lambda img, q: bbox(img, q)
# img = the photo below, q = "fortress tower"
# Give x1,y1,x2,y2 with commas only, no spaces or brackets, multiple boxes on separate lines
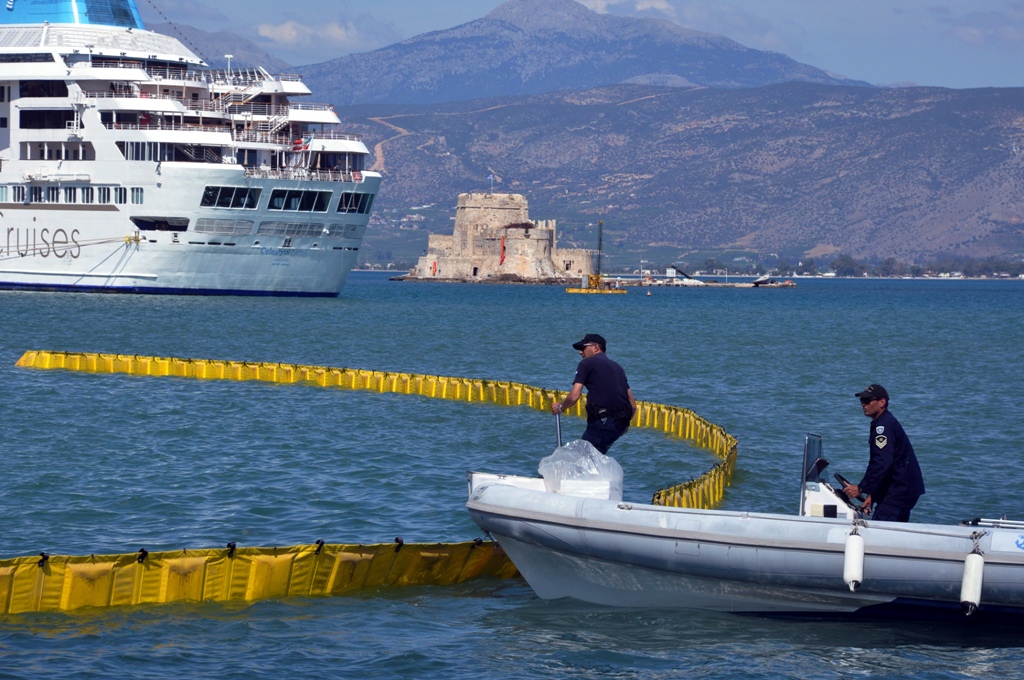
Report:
408,193,594,281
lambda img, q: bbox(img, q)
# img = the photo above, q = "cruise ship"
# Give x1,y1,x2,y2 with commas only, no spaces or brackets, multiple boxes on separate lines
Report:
0,0,380,295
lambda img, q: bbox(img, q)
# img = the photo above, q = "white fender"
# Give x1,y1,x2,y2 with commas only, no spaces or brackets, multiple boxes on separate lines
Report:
960,551,985,616
843,532,865,592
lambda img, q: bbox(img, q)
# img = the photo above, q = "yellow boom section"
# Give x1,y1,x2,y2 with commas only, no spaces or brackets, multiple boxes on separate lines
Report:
0,540,517,615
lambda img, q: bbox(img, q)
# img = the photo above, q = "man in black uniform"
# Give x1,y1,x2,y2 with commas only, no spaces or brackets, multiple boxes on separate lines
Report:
551,334,636,454
842,384,925,522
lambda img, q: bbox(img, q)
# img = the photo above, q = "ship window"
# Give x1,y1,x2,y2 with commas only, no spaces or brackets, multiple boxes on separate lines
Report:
18,79,66,97
0,117,6,129
119,142,171,162
268,190,285,210
200,186,218,206
47,186,60,203
298,191,317,212
0,186,6,202
19,110,75,129
3,54,55,64
234,188,260,209
131,187,144,204
13,186,25,202
64,187,77,203
81,187,94,204
114,187,127,204
29,186,43,203
200,186,261,209
267,189,330,212
337,192,374,214
98,187,111,203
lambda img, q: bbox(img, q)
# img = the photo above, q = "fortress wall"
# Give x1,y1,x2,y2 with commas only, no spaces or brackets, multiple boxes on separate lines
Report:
410,193,595,281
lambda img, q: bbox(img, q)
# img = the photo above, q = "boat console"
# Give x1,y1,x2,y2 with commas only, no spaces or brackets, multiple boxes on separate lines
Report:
799,434,865,520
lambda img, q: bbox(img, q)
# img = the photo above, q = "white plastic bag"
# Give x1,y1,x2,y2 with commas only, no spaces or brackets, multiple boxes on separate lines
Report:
538,439,623,501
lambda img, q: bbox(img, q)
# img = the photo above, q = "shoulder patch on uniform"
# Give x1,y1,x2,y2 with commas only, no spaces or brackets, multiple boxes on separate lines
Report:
875,426,885,434
875,434,888,448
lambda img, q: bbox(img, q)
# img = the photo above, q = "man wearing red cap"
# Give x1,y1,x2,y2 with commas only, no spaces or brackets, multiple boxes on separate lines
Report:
842,384,926,522
551,334,636,454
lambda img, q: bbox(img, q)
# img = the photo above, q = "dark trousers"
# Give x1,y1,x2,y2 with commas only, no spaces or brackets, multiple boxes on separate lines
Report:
872,497,920,522
581,416,629,454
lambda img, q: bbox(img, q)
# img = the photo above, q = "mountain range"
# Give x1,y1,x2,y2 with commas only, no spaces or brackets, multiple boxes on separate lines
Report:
297,0,866,107
156,0,1024,267
339,83,1024,266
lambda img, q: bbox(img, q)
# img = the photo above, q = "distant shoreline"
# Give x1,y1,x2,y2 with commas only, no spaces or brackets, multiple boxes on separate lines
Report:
353,269,1023,282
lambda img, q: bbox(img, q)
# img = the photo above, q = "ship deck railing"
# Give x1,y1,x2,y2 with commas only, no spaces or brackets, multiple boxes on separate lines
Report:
103,121,233,134
243,167,366,183
82,92,339,119
73,61,303,86
98,121,362,146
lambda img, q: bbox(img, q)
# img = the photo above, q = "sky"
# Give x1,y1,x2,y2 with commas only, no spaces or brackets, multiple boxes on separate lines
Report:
137,0,1024,89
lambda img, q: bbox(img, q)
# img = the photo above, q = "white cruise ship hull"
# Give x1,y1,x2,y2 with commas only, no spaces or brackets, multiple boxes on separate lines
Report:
0,166,380,296
0,0,380,296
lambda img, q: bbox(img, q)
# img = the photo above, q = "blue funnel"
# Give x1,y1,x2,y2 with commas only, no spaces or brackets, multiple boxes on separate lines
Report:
0,0,144,29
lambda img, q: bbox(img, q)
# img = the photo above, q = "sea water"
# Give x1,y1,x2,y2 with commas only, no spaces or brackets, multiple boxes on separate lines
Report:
2,274,1023,677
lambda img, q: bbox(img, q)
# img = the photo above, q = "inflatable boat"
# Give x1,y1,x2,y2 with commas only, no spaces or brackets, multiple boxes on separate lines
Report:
467,435,1024,617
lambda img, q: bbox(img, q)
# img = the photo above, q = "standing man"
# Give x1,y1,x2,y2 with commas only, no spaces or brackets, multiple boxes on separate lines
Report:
842,384,925,522
551,334,636,454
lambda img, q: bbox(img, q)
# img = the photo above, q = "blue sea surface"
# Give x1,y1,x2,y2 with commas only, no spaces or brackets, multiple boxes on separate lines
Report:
2,273,1023,677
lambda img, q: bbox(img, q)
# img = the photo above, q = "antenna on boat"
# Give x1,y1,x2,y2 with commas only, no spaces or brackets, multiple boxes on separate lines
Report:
596,219,603,278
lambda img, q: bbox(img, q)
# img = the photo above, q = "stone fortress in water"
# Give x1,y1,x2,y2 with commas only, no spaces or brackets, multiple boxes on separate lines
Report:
403,193,596,282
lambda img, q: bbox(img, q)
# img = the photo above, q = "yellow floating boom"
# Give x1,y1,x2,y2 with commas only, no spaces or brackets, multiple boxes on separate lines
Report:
15,350,738,509
0,540,517,615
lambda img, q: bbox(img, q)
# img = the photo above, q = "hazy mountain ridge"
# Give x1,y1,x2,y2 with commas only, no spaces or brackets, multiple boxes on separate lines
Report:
297,0,864,107
147,23,292,72
340,83,1024,263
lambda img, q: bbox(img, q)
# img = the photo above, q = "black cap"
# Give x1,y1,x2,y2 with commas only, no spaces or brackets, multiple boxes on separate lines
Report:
572,333,606,351
855,384,889,401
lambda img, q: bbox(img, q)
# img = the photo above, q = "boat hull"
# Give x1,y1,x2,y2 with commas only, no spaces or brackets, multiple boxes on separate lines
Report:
467,475,1024,616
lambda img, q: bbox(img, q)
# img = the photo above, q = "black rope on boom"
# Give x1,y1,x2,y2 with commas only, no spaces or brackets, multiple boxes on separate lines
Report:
137,548,148,563
226,541,237,558
471,537,483,549
38,552,49,567
314,539,325,555
394,537,404,553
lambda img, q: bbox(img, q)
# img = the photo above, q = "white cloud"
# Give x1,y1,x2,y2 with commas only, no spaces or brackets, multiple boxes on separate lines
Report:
257,19,361,49
578,0,673,15
941,6,1024,49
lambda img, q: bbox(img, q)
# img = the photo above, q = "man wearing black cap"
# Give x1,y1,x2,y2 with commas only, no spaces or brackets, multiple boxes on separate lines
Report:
842,384,925,522
551,334,636,454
